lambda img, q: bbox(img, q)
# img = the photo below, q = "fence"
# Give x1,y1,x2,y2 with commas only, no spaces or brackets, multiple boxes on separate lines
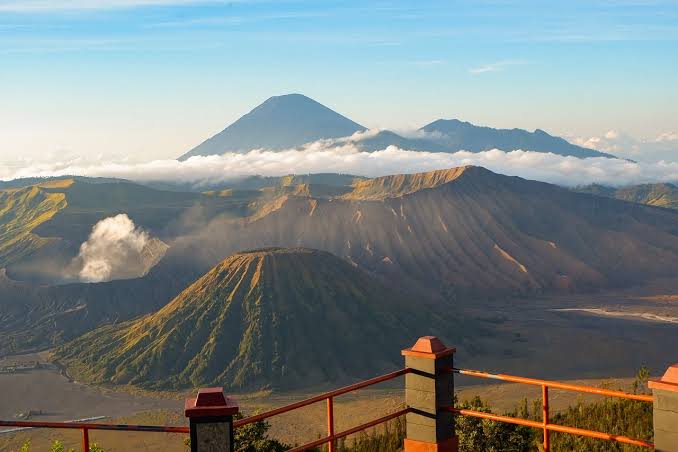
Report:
1,336,676,451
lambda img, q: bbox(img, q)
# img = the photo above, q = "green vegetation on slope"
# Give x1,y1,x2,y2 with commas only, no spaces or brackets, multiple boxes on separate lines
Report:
55,248,454,390
575,183,678,210
0,183,68,268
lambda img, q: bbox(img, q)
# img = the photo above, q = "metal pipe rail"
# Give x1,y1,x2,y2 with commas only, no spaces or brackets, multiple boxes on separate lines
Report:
287,408,411,452
234,367,411,451
0,368,410,452
0,420,190,451
447,367,654,451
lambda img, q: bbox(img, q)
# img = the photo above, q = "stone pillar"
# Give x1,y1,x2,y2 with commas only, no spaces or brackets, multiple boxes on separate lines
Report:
185,387,239,452
402,336,458,452
649,364,678,452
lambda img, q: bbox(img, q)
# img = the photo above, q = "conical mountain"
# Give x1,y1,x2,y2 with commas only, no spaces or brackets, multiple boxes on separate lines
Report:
179,94,366,160
55,248,448,390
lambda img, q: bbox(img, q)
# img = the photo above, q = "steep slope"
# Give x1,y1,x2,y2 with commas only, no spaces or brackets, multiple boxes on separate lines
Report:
420,119,614,158
55,248,449,390
179,94,366,159
184,166,678,298
576,183,678,210
0,182,68,268
343,167,469,200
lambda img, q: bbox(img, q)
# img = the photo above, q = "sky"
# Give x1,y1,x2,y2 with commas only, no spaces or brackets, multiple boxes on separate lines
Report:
1,0,677,164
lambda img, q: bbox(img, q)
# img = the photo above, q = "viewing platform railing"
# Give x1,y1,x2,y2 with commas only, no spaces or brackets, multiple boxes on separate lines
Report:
446,367,654,450
1,335,676,452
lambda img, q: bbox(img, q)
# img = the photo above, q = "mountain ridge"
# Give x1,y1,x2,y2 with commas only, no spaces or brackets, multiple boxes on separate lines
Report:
575,183,678,210
179,93,614,159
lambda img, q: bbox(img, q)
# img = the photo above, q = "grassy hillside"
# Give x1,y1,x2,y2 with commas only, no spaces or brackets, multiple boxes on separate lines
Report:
576,183,678,210
55,248,454,390
0,183,68,268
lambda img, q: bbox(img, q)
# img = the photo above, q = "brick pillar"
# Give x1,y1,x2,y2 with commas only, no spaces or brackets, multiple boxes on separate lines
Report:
402,336,458,452
649,364,678,452
185,387,239,452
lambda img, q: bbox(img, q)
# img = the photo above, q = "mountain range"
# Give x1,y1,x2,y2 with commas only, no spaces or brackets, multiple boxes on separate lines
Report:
211,166,678,298
3,165,678,387
179,94,614,160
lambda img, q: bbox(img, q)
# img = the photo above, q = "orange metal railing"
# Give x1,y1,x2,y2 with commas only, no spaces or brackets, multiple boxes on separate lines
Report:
0,368,410,452
0,420,190,451
446,367,654,451
0,366,656,451
234,367,411,452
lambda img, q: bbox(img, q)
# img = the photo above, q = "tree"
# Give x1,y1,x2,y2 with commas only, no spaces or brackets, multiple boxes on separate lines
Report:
233,412,289,452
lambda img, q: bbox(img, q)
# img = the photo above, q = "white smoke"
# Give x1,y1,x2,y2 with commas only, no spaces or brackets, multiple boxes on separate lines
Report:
2,140,678,188
76,214,152,283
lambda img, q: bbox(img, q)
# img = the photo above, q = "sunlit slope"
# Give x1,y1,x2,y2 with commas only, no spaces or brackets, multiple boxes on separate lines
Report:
222,166,678,297
56,248,447,390
576,183,678,210
0,183,69,268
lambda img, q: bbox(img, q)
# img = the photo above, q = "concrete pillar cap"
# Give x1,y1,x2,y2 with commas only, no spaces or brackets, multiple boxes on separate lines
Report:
185,387,239,418
402,336,456,359
649,363,678,392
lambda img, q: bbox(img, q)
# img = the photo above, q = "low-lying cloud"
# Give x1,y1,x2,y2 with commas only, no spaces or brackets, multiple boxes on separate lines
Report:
2,141,678,188
73,213,167,282
571,130,678,163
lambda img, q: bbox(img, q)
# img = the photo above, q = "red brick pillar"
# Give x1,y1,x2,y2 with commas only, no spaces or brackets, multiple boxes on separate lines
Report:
185,387,239,452
649,364,678,452
402,336,458,452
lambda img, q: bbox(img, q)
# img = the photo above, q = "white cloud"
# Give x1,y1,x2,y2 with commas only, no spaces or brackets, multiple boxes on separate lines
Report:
0,0,223,12
571,130,678,163
2,140,678,188
469,60,527,74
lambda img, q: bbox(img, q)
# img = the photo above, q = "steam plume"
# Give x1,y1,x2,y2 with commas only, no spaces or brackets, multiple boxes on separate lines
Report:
75,214,165,282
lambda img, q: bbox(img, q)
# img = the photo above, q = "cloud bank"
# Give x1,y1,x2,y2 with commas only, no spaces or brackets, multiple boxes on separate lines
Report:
571,130,678,163
2,142,678,189
74,214,166,282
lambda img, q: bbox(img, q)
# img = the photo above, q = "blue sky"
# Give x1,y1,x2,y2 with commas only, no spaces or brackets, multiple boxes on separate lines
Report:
1,0,677,161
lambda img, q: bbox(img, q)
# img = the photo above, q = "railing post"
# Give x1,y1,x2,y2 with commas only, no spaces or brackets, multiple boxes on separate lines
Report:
402,336,458,452
185,387,239,452
327,396,335,452
542,385,550,452
649,363,678,452
82,427,89,452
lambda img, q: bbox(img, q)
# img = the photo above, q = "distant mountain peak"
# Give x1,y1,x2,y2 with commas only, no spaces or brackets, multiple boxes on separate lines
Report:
179,94,615,160
179,94,366,160
420,119,615,158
